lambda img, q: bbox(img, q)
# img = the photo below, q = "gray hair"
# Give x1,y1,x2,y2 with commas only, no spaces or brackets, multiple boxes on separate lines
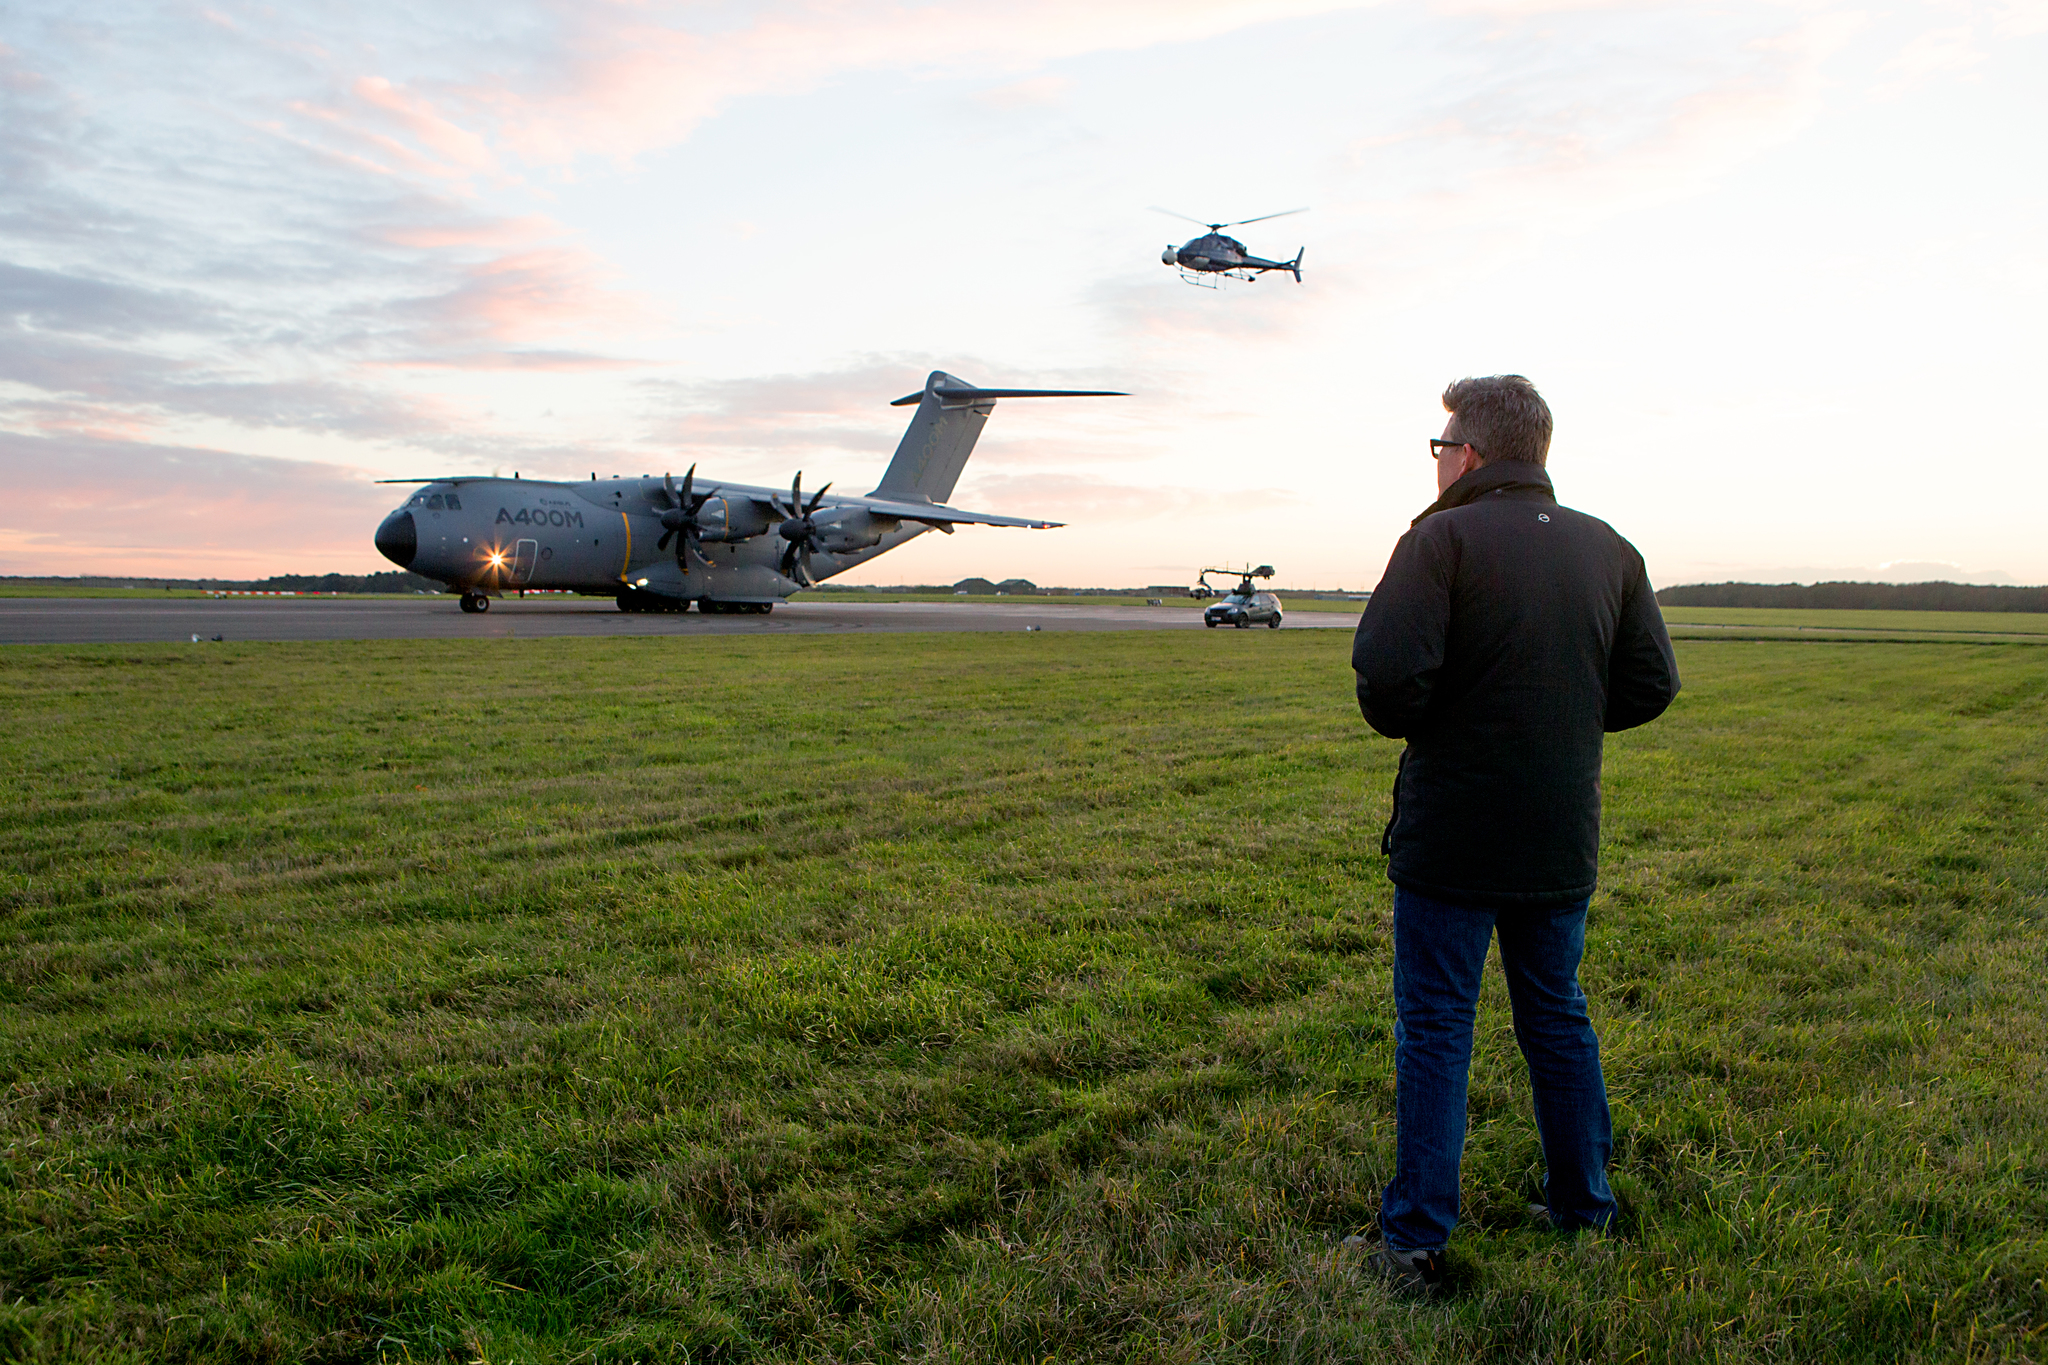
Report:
1442,375,1552,466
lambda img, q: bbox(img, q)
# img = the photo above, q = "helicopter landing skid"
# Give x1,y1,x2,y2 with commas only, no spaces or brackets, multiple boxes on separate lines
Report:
1176,267,1260,288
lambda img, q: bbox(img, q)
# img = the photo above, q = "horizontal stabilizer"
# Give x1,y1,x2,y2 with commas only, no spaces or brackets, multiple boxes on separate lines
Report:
859,497,1062,530
874,369,1122,504
889,385,1126,407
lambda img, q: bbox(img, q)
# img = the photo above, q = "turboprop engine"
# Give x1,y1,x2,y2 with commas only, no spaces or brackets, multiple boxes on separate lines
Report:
809,508,895,554
689,495,775,543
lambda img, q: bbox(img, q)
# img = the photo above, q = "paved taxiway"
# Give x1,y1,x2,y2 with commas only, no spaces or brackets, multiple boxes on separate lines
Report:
1,597,1358,645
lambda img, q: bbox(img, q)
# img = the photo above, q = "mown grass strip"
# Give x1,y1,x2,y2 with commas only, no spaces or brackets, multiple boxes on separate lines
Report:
1,633,2043,1362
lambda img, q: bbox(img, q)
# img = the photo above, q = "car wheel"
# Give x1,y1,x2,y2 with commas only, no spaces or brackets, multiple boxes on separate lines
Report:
1205,619,1217,628
1267,616,1281,628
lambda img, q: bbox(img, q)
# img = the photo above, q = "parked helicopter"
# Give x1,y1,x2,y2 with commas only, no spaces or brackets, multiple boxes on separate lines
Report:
1157,208,1305,286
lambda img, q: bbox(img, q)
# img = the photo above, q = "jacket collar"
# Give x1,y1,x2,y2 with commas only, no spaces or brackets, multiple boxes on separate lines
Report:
1410,460,1555,526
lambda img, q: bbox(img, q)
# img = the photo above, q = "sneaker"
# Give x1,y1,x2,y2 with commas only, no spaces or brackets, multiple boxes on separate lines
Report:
1340,1234,1448,1298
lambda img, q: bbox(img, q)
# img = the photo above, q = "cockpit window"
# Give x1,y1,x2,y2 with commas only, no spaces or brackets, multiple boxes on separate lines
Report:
426,494,445,510
408,495,424,507
443,493,461,510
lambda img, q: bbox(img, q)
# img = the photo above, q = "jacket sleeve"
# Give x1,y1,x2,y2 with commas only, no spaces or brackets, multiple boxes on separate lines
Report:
1353,525,1451,738
1605,551,1680,732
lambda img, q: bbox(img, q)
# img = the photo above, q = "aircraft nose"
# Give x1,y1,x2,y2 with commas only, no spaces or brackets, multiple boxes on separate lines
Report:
375,509,417,568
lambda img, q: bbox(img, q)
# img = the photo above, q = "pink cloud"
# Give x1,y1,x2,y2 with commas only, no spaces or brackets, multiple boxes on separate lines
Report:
353,76,499,174
377,246,654,356
373,215,560,250
956,471,1303,522
349,0,1372,171
0,432,401,577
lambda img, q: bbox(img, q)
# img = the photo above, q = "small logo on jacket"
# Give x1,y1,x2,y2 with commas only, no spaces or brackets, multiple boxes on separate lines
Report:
1537,513,1551,522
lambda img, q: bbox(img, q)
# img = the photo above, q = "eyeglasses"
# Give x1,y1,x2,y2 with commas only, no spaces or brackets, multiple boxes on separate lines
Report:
1429,437,1482,461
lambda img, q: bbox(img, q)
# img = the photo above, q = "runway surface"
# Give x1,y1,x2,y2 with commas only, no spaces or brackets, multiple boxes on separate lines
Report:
1,597,1358,645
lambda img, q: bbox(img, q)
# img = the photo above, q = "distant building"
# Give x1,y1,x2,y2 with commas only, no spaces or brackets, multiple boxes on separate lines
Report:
953,577,998,595
995,578,1038,595
1144,585,1191,597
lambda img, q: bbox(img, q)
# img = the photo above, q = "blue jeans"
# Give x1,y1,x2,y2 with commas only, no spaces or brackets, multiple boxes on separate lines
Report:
1379,887,1616,1252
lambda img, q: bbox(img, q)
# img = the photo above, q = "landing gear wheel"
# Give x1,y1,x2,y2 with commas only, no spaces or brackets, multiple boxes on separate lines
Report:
460,592,489,614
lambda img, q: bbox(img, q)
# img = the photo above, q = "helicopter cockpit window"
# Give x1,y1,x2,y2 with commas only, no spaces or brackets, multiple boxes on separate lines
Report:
426,494,445,510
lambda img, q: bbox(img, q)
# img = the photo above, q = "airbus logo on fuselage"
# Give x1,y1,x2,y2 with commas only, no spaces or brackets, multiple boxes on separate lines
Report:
496,507,585,528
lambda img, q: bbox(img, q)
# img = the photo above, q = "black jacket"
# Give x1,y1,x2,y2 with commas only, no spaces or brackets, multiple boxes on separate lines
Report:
1352,461,1679,907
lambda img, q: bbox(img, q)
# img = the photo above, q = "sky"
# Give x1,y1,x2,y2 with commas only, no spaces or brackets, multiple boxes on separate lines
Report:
1,0,2042,589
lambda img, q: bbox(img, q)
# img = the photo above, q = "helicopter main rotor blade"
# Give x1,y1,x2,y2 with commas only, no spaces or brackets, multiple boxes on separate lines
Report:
1149,206,1214,228
1222,207,1309,228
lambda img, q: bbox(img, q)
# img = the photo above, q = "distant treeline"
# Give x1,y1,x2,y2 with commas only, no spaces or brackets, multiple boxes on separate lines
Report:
1657,581,2048,612
6,572,442,594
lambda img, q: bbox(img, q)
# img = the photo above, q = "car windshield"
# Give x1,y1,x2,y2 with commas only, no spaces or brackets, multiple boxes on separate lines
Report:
1222,593,1253,605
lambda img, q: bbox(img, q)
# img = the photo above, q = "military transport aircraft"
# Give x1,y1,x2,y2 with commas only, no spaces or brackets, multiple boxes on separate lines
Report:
372,371,1123,614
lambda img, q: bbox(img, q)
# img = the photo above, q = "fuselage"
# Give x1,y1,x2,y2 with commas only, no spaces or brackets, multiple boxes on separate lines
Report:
373,474,927,604
1162,232,1298,277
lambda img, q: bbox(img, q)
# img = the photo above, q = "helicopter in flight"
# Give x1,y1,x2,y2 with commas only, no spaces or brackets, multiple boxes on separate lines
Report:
1157,208,1305,286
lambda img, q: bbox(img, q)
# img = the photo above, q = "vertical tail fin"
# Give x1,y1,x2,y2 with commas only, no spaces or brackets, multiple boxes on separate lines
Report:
1290,248,1304,283
870,371,1126,504
872,371,990,504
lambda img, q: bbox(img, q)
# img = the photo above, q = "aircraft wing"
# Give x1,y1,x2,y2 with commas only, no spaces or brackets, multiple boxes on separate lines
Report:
853,496,1062,530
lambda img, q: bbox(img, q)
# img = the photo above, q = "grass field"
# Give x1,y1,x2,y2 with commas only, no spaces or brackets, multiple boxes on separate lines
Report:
0,588,439,601
795,592,1367,613
2,632,2044,1362
1660,607,2048,636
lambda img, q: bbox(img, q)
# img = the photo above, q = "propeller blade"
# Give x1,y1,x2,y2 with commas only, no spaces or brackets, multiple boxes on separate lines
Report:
805,481,831,515
790,473,803,515
679,464,696,507
1223,207,1308,227
657,529,675,550
661,472,679,509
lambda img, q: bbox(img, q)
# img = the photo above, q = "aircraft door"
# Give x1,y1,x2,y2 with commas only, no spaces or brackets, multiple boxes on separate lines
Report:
511,539,539,584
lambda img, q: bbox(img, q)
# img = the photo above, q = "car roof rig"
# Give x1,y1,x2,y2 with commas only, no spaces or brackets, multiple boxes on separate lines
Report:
1197,563,1275,596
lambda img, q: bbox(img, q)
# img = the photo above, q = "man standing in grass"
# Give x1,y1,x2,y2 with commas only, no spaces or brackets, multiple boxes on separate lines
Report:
1349,374,1680,1295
